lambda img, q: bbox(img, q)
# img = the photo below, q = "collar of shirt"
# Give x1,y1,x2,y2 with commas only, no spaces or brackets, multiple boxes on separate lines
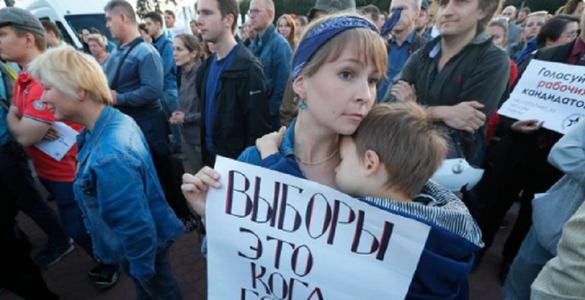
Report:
427,29,491,60
390,29,417,47
254,24,276,50
569,37,585,64
77,105,114,164
17,70,33,85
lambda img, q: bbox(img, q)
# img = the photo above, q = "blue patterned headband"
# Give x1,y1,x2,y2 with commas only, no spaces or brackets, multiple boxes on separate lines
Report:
291,11,402,82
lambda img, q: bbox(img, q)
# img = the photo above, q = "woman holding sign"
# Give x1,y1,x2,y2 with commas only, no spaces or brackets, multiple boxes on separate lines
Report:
183,13,484,299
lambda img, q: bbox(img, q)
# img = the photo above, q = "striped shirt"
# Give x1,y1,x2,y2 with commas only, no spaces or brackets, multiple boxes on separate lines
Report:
361,180,484,247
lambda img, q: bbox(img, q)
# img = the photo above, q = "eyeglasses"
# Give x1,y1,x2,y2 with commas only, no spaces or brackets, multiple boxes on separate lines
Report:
561,31,580,40
247,9,268,17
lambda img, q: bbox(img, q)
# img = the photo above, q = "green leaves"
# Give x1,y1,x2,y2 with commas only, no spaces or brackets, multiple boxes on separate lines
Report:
135,0,177,18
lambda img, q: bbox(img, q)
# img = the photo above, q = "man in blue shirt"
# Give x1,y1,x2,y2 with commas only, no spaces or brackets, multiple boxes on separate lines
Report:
144,11,182,152
195,0,272,166
378,0,427,102
103,0,190,231
248,0,293,130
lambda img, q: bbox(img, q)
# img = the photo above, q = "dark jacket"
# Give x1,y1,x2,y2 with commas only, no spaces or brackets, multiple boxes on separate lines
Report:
490,41,573,169
383,31,510,163
196,45,272,165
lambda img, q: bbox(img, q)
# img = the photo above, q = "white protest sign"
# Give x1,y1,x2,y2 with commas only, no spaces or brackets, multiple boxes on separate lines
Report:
34,122,78,161
499,59,585,134
206,156,431,300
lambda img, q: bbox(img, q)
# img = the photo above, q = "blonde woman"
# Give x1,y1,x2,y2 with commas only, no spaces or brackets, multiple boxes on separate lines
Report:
276,14,297,49
27,47,185,300
86,34,109,65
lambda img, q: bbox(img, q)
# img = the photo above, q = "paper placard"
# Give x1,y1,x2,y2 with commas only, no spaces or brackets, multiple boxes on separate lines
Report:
34,122,78,161
499,59,585,134
206,156,431,300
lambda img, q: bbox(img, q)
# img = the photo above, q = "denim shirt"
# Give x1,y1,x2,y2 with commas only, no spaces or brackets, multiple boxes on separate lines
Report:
74,106,184,279
104,37,164,119
152,34,178,91
249,25,293,128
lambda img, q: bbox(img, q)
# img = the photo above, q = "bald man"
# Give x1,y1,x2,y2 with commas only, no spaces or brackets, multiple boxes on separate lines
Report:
502,5,522,44
248,0,292,130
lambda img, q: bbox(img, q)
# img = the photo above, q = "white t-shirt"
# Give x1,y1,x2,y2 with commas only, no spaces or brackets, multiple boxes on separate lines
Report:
164,27,187,40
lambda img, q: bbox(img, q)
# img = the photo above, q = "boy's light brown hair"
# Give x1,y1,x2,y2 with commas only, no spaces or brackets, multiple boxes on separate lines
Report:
353,102,448,198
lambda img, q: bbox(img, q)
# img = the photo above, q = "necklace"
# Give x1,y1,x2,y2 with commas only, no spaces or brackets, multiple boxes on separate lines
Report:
295,148,339,166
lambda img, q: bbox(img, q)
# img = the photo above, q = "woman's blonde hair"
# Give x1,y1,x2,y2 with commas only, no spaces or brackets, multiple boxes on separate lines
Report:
86,33,107,48
28,46,113,106
277,14,297,49
296,13,387,81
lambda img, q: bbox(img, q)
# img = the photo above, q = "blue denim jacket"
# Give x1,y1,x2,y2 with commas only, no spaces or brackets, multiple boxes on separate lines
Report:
249,25,292,128
74,106,184,279
104,37,164,120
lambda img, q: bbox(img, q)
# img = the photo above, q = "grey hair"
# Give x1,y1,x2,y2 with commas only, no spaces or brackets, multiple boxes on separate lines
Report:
104,0,137,25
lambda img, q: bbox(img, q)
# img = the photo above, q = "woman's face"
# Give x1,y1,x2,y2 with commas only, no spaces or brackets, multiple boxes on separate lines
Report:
524,15,546,40
488,25,506,48
140,29,152,43
295,45,379,136
207,42,217,53
88,40,104,56
81,29,90,43
41,83,78,121
278,19,292,38
173,38,197,67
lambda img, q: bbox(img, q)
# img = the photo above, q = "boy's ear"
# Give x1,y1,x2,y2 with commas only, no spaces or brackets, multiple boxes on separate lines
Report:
364,149,381,176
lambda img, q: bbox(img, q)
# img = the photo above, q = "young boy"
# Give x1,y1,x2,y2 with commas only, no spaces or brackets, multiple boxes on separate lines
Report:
257,102,483,299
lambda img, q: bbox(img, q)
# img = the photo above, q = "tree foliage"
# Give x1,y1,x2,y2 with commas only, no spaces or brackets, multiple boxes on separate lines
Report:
136,0,177,18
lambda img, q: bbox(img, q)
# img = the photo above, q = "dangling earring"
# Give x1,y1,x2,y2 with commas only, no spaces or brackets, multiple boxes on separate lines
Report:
299,101,307,110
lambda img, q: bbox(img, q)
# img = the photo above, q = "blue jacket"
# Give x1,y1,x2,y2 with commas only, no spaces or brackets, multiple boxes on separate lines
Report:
249,25,292,129
74,106,184,280
515,37,538,65
152,34,178,91
104,37,164,120
239,119,482,299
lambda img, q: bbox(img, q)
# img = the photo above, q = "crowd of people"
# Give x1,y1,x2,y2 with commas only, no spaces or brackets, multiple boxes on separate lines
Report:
1,0,585,299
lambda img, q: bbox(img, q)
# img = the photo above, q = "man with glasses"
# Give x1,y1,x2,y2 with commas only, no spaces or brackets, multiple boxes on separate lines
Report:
248,0,292,130
195,0,271,166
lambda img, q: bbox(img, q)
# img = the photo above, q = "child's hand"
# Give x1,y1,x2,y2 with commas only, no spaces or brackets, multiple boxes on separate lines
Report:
256,127,286,159
181,167,222,225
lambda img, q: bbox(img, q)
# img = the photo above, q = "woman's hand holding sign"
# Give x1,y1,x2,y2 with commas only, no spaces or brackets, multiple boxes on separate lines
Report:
181,167,222,225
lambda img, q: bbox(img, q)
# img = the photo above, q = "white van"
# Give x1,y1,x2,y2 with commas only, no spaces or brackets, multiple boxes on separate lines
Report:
16,0,115,49
16,0,198,49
